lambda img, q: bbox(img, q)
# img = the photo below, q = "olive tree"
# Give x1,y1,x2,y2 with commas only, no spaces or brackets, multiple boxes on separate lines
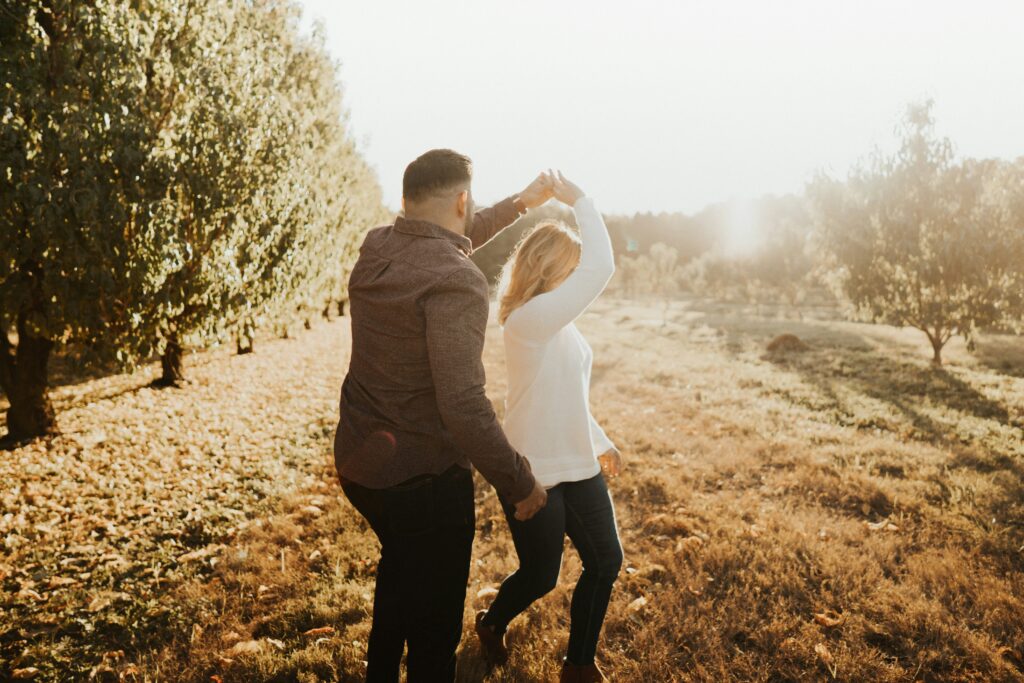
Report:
1,0,178,439
809,101,1024,365
1,0,385,439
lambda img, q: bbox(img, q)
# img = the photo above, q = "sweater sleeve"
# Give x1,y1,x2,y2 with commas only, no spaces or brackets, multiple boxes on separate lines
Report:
504,196,614,342
589,414,616,456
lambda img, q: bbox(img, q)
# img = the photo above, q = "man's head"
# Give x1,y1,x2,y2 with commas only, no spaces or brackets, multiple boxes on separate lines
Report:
401,149,475,235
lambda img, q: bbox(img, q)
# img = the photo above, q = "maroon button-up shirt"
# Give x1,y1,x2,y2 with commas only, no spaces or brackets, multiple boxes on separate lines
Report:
333,196,537,503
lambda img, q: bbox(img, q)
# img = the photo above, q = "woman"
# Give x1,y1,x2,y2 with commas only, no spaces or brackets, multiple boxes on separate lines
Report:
475,170,624,683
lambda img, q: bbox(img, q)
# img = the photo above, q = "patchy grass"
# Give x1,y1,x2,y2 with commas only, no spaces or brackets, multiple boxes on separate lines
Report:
2,297,1023,682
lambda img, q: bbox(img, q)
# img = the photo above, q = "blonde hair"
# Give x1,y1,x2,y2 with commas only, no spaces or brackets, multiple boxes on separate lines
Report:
498,220,582,325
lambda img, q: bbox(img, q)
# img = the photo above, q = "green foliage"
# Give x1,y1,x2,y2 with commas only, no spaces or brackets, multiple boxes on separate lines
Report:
1,0,384,424
808,101,1024,363
1,0,168,360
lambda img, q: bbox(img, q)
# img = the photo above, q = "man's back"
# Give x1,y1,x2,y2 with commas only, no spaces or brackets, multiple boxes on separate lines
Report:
334,200,536,502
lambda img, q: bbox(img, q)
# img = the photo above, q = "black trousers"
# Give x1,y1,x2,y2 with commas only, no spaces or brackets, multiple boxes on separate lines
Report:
481,471,623,665
341,464,476,682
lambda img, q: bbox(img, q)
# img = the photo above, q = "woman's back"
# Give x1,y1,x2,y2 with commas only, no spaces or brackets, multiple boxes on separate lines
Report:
501,196,616,487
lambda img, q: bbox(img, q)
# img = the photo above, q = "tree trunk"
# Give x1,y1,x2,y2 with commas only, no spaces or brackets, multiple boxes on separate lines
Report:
0,318,56,442
337,300,347,317
155,333,185,386
925,329,945,366
236,318,254,355
304,318,312,330
236,332,254,355
322,303,333,322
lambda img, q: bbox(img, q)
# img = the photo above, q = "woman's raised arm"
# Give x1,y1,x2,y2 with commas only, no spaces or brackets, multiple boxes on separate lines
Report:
505,173,614,342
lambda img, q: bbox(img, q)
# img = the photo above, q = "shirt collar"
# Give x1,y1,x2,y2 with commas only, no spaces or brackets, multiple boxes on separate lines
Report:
394,215,473,255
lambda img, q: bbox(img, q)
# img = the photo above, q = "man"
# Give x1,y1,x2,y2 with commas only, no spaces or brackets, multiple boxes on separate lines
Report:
333,148,552,682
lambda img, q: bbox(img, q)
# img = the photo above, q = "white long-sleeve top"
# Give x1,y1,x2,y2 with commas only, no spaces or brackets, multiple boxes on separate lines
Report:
501,196,616,488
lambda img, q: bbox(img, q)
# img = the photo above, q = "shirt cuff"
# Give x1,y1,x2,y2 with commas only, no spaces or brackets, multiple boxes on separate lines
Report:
503,455,538,504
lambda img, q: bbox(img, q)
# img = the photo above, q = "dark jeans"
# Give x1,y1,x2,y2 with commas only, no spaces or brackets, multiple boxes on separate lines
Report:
340,463,475,682
481,471,623,665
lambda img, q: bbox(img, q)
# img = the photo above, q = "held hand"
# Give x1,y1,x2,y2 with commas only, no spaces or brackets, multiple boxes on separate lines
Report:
551,169,585,206
518,171,555,209
598,447,623,478
513,480,548,521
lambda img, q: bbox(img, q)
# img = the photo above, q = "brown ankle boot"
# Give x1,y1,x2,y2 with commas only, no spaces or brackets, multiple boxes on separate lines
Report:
475,610,508,666
560,660,607,682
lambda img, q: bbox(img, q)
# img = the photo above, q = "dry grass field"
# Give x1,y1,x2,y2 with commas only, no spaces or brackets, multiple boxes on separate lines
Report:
2,297,1023,682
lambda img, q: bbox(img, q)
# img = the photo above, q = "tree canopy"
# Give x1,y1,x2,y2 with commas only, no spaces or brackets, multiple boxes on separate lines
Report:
809,101,1024,364
1,0,386,439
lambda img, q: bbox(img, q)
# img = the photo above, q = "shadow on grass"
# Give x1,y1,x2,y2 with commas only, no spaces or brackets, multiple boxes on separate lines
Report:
685,305,1016,435
973,334,1024,378
777,343,1017,447
0,329,297,417
685,304,1024,510
678,302,875,354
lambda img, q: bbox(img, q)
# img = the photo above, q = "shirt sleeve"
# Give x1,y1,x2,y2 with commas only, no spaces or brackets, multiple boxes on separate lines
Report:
466,196,522,251
503,196,615,342
423,266,537,502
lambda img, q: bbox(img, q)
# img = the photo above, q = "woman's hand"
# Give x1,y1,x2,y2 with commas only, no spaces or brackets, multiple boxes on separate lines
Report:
598,447,622,478
551,169,585,206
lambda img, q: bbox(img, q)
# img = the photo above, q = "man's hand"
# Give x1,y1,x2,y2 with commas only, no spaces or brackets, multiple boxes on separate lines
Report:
598,447,623,477
513,480,548,521
517,171,555,210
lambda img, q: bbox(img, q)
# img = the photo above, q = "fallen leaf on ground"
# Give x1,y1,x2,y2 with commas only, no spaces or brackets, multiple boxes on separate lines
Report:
628,596,647,612
303,626,335,637
47,576,78,589
178,544,225,563
814,610,846,628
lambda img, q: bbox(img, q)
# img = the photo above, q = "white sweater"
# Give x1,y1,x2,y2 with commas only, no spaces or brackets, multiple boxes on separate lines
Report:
501,196,616,488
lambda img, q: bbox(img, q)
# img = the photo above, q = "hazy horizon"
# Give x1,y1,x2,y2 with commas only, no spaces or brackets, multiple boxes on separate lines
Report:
298,0,1024,216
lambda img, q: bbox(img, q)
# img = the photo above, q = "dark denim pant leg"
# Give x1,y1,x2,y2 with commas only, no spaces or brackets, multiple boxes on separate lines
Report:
341,465,476,683
404,466,475,681
340,481,403,682
562,472,623,665
481,484,566,633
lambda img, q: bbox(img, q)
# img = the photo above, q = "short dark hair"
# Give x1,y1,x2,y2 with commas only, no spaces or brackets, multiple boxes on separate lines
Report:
403,148,472,203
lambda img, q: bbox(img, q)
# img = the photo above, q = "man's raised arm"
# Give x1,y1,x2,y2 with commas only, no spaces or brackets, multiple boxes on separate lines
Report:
466,171,553,250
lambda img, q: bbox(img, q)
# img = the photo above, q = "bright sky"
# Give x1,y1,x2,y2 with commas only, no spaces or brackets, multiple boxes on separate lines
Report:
297,0,1024,215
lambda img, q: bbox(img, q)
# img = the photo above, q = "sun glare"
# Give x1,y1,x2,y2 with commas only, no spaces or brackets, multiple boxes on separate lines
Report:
722,199,762,257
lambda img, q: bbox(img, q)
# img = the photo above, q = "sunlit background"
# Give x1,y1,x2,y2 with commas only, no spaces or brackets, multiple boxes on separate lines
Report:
5,2,1024,679
298,0,1024,236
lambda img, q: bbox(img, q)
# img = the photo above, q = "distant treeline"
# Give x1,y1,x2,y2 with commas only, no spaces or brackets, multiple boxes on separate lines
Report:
477,101,1024,367
472,192,815,304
